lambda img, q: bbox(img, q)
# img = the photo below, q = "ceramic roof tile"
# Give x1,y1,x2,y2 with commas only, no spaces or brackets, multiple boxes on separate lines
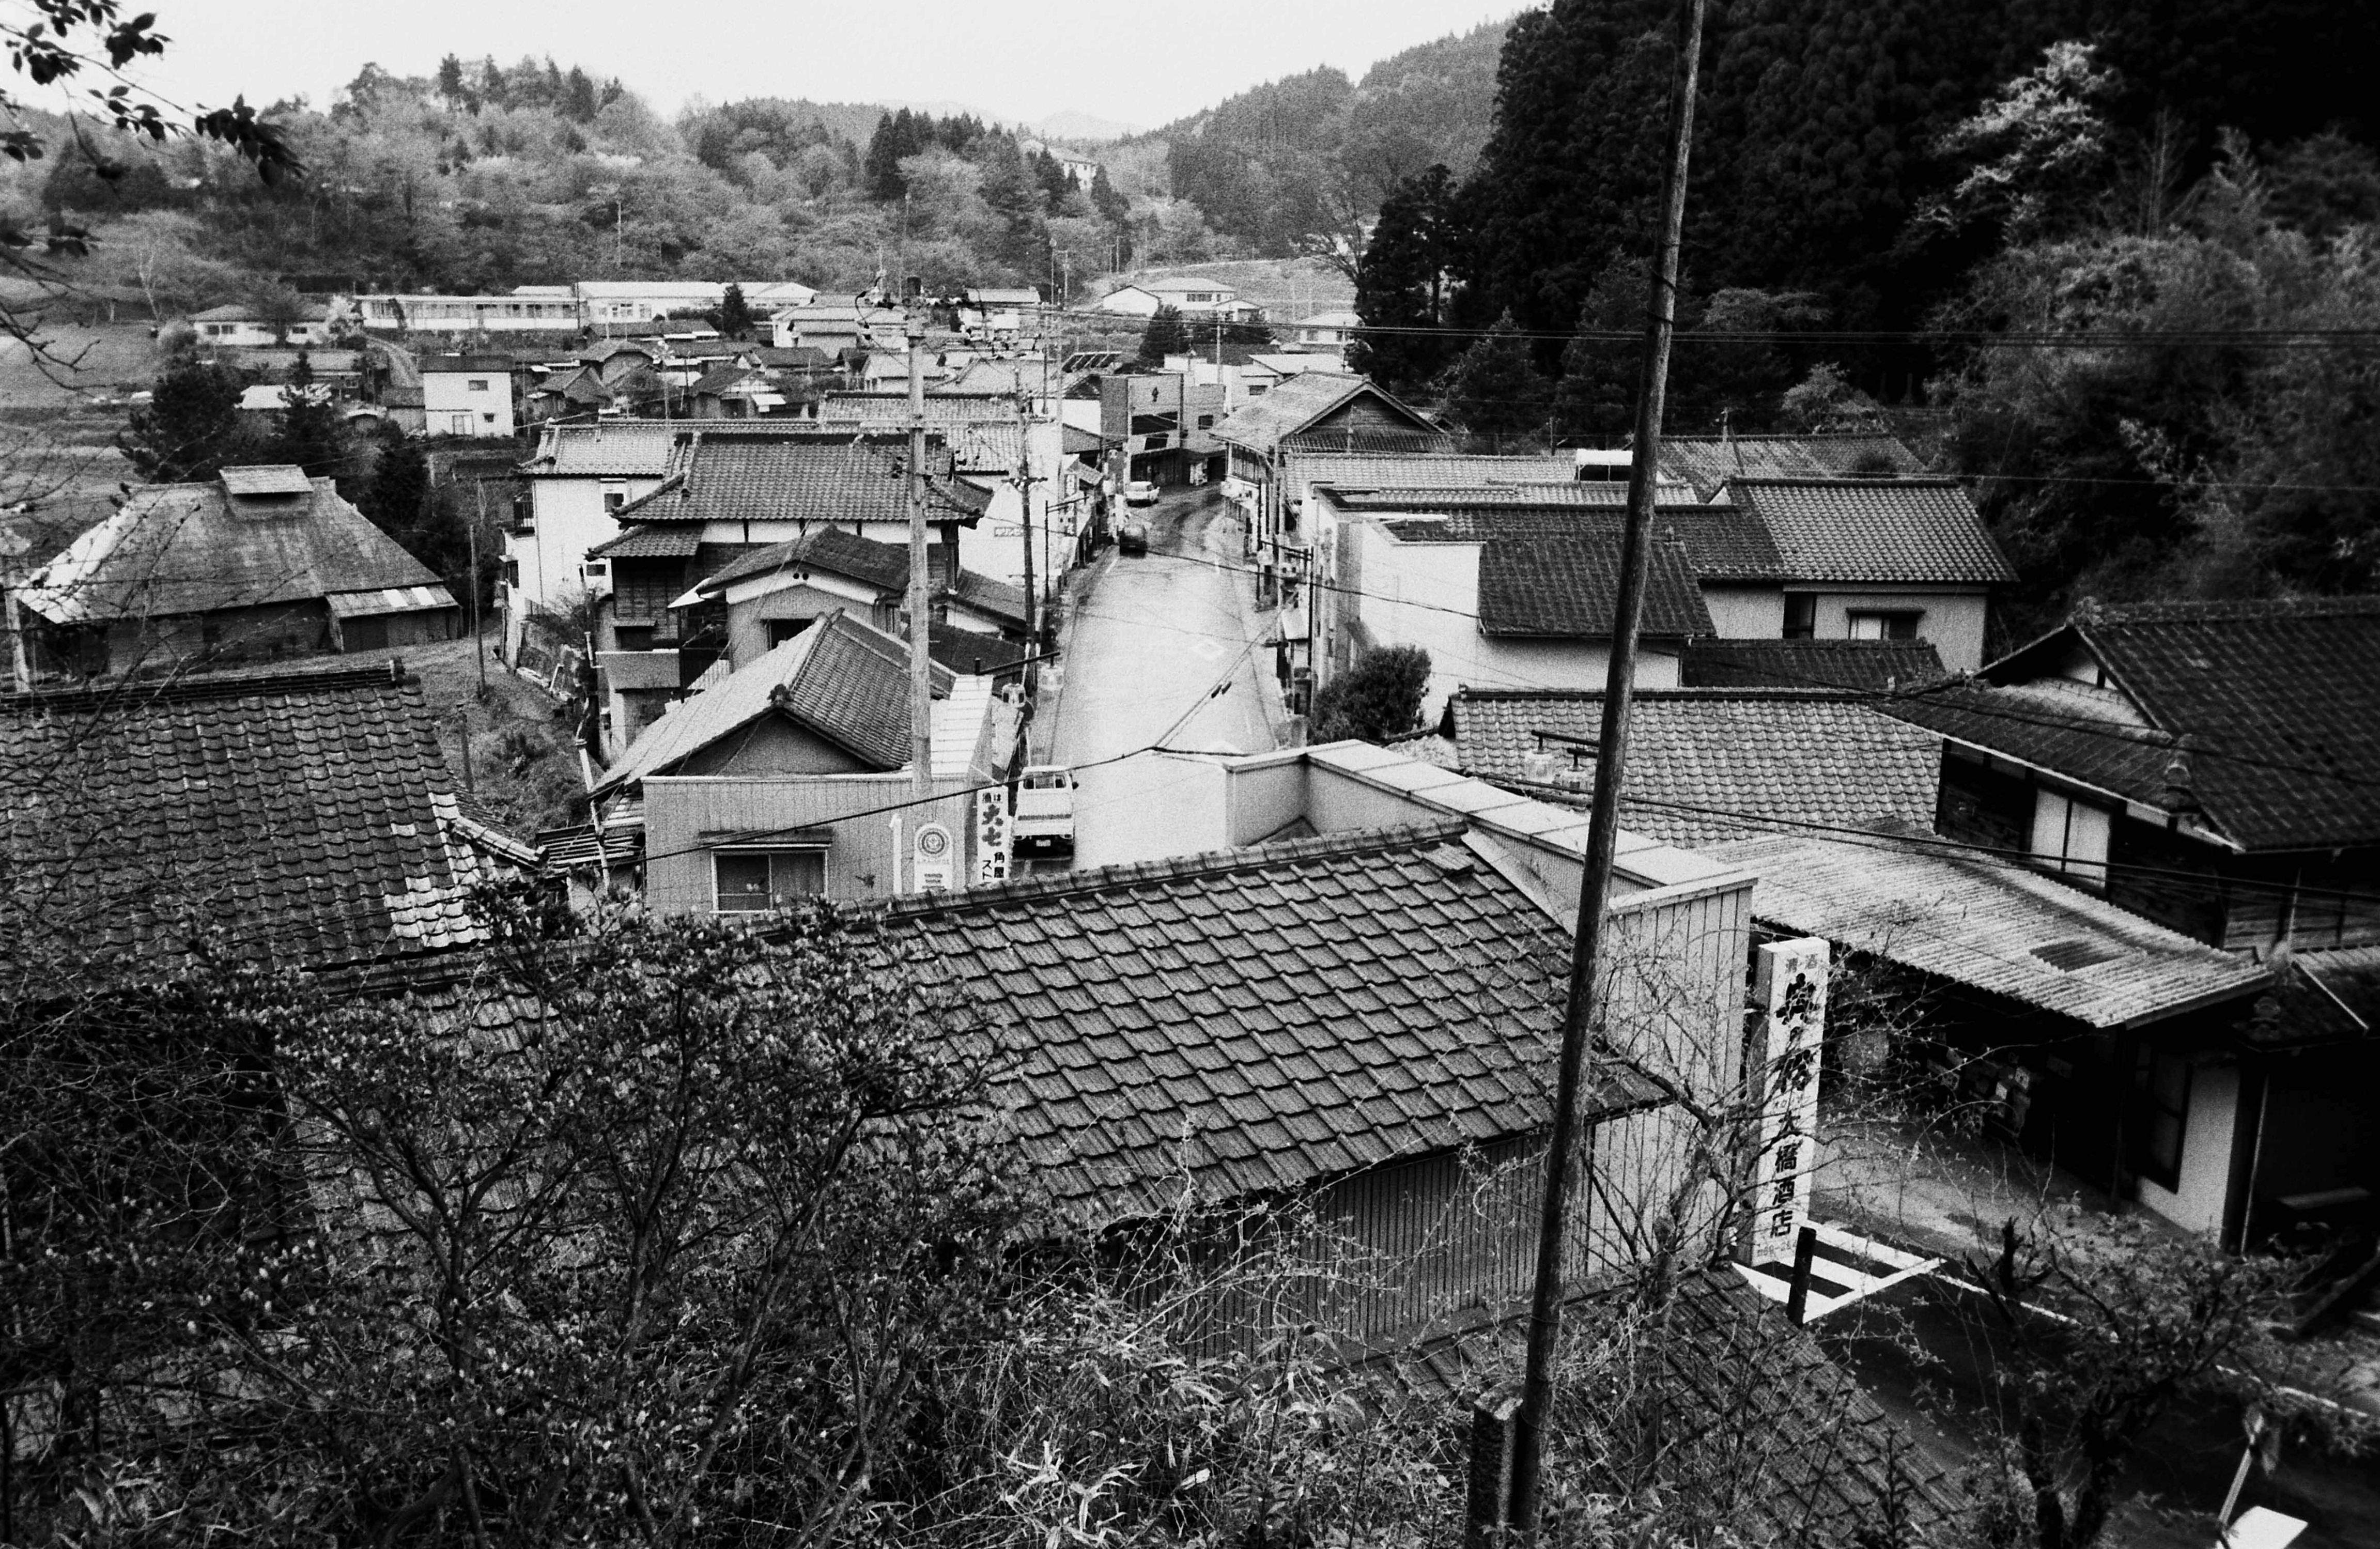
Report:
1657,433,1926,499
1959,596,2380,851
864,823,1662,1225
1450,688,1941,848
1683,638,1948,691
1723,477,2015,585
0,665,492,979
607,426,987,527
1476,534,1714,639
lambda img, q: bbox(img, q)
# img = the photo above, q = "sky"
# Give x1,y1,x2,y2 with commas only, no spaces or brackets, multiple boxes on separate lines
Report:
128,2,1535,134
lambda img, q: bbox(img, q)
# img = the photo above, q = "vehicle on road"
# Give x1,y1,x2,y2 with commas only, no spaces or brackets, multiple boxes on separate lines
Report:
1013,765,1077,857
1117,521,1149,555
1124,479,1158,506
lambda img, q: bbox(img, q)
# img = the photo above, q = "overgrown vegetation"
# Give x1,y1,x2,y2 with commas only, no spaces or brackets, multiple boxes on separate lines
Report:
1308,643,1430,743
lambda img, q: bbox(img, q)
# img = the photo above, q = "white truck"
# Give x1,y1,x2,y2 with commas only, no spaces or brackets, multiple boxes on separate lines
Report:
1012,765,1077,858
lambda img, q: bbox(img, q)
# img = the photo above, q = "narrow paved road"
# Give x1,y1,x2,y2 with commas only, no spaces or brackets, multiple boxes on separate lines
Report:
1034,488,1280,870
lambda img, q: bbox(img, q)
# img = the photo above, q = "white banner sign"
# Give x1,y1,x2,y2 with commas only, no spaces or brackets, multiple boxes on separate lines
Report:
1745,937,1829,1266
972,785,1012,885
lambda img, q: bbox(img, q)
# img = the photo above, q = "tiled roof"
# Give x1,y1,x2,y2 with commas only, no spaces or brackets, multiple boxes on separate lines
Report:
1210,374,1441,456
611,427,988,526
1659,433,1925,499
813,396,1027,473
698,526,910,597
419,354,516,374
586,523,701,560
1476,535,1714,639
1707,823,2269,1029
595,610,946,791
19,473,450,625
1325,489,1779,581
2017,597,2380,851
1683,638,1947,692
863,822,1664,1222
1723,478,2016,585
945,568,1029,629
0,665,492,979
524,420,678,475
1450,689,1940,848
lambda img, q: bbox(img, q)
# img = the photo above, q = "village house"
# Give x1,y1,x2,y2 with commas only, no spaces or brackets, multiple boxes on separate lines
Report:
1712,478,2013,670
1098,369,1230,488
1289,308,1361,351
190,300,333,347
769,300,909,354
12,466,457,680
0,661,524,979
1211,374,1448,599
1096,276,1263,321
1885,597,2380,953
814,392,1069,593
674,526,1026,672
959,286,1044,340
419,353,519,438
559,610,1017,909
1307,484,1727,717
580,425,992,657
1679,637,1948,692
503,420,687,664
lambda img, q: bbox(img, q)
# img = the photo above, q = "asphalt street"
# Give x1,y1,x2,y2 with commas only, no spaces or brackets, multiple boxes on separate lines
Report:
1033,487,1280,871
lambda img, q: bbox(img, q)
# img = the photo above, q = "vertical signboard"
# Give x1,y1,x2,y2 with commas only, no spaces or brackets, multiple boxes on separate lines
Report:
1743,937,1830,1266
973,784,1012,885
913,822,955,893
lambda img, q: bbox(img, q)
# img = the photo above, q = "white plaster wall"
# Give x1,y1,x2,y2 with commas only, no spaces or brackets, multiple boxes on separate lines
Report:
1804,588,1990,672
423,372,515,437
505,475,662,659
2136,1062,2239,1235
1701,584,1786,638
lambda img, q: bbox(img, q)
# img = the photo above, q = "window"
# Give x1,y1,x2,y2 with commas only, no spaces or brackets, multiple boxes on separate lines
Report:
2030,789,2111,888
766,617,815,647
502,559,520,587
449,413,473,435
614,625,655,652
2131,1044,2190,1190
1247,383,1268,396
1196,413,1215,430
580,560,609,584
1784,595,1816,639
714,849,826,911
1848,609,1922,641
602,482,627,512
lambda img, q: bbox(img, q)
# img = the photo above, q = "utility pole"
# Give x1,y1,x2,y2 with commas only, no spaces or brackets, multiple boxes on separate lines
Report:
1015,388,1039,669
1505,0,1708,1533
469,480,488,692
904,286,934,814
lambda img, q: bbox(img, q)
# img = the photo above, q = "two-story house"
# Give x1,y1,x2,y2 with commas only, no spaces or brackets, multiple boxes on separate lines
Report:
1212,374,1447,608
582,426,991,657
420,353,518,439
504,420,686,664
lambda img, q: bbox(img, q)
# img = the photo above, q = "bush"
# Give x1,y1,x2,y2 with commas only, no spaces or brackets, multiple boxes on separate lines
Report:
1309,644,1430,743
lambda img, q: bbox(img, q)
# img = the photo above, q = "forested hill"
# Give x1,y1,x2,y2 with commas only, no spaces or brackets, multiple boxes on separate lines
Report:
1349,0,2380,631
1147,19,1512,255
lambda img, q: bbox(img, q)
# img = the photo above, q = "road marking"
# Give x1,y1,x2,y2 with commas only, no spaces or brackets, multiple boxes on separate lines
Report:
1190,637,1226,662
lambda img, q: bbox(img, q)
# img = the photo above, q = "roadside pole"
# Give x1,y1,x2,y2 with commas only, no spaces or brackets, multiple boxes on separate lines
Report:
905,291,934,813
1015,388,1040,694
469,481,488,692
1505,0,1709,1532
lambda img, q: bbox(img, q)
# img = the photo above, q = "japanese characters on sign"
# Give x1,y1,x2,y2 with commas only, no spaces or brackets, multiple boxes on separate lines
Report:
972,785,1012,885
1744,937,1830,1267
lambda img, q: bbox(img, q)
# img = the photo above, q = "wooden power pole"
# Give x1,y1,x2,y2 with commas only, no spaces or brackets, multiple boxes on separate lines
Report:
905,292,934,812
1505,0,1709,1532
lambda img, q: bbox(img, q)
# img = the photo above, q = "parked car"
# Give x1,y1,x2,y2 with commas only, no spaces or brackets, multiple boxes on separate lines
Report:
1013,765,1077,857
1124,480,1158,506
1117,521,1149,555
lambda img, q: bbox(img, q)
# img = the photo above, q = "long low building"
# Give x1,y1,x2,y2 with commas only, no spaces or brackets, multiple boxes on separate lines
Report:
348,281,820,335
